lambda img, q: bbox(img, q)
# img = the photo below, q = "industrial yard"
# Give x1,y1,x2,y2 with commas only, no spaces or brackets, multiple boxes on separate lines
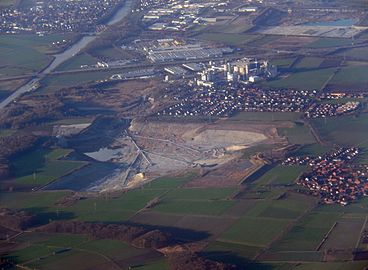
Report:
257,25,367,38
88,119,274,192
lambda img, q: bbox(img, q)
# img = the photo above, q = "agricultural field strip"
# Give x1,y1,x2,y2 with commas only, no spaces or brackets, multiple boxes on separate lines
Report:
14,242,121,269
10,234,145,269
270,211,344,254
356,215,368,249
258,200,319,257
218,197,317,251
10,148,89,187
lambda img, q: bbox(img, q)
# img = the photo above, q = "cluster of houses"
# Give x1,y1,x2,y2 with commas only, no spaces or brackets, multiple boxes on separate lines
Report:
305,101,360,118
243,88,315,112
139,0,230,32
157,84,243,117
283,147,368,205
157,83,316,117
0,0,119,33
319,92,366,100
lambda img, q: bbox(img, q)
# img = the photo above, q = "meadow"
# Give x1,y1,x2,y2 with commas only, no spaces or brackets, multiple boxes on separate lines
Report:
55,53,97,71
229,111,301,122
0,34,76,78
327,64,368,90
294,57,325,69
196,33,261,45
262,68,336,90
11,148,88,187
278,123,316,145
249,165,306,187
311,113,368,154
6,232,158,270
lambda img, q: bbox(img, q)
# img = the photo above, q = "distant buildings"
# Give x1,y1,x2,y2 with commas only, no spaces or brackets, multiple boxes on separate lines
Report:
238,7,258,13
284,148,368,205
157,83,315,118
110,68,156,81
305,101,360,118
196,58,278,86
147,43,233,63
140,0,227,32
0,0,120,33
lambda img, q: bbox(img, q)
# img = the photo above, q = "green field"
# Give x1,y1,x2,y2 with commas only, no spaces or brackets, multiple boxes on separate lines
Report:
153,200,234,216
0,0,16,6
307,38,354,48
294,57,325,69
293,262,368,270
327,64,368,90
249,35,281,47
89,46,132,60
229,112,301,122
143,174,195,189
213,193,314,255
0,191,70,210
315,197,368,214
7,232,156,270
0,34,77,54
142,176,236,217
1,173,196,223
271,58,296,69
262,68,336,90
11,148,87,186
0,188,167,222
335,47,368,61
292,143,331,157
311,113,368,154
0,128,16,138
196,33,260,45
272,211,341,251
205,240,263,261
244,193,315,219
133,260,170,270
39,69,123,92
278,123,316,145
0,34,76,78
250,165,306,187
68,188,166,222
163,187,237,201
219,216,290,247
49,117,95,125
0,45,52,76
55,53,97,71
241,144,279,159
322,216,365,250
3,164,368,269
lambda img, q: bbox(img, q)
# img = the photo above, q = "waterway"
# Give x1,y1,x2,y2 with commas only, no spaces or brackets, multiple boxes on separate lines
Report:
0,0,133,110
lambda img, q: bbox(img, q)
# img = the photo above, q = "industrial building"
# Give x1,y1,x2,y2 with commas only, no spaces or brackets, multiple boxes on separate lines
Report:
196,58,278,86
147,44,233,62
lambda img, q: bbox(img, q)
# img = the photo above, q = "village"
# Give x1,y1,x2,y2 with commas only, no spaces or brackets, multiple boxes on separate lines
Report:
283,147,368,205
157,84,317,117
0,0,121,33
305,101,360,118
